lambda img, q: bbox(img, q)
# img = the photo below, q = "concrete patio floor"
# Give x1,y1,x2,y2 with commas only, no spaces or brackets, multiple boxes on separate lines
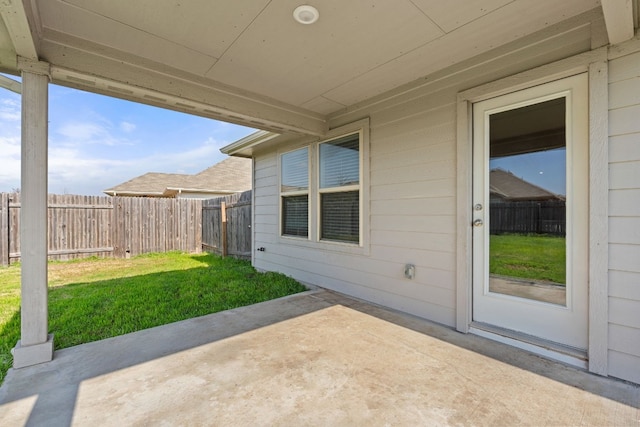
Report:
1,290,638,426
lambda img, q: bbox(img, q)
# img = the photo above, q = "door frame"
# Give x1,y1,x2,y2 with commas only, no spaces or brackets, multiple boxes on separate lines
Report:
455,48,609,375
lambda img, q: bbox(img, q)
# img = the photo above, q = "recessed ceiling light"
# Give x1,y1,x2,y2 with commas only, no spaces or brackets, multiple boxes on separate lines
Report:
293,5,319,25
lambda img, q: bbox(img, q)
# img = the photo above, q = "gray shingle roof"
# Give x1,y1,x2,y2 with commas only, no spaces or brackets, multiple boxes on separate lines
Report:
104,157,252,197
490,168,560,201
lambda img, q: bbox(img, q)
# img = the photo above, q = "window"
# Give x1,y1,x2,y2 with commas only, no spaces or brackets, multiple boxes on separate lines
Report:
319,133,360,243
278,118,368,251
280,147,309,237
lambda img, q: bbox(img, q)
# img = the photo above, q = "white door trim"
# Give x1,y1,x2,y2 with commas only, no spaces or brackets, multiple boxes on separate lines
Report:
455,48,609,375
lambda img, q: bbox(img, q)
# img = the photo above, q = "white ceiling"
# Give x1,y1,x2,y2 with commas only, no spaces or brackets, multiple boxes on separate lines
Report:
0,0,622,134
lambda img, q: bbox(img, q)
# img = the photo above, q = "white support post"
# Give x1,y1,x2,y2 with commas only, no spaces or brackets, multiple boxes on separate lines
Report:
12,58,54,369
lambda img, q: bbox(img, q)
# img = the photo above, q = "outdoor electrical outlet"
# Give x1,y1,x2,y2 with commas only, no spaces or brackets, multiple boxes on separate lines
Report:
404,264,415,279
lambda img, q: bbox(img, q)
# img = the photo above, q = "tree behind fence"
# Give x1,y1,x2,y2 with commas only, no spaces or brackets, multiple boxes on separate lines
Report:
0,193,202,265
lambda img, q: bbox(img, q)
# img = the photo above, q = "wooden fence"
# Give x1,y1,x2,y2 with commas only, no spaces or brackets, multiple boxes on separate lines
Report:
490,200,566,236
0,193,202,265
202,190,252,260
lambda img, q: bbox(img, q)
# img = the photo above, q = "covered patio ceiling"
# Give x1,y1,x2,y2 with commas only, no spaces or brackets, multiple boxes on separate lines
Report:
0,0,636,136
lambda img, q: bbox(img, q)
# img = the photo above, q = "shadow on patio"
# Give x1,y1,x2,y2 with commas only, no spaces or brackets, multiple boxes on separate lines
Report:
0,289,638,426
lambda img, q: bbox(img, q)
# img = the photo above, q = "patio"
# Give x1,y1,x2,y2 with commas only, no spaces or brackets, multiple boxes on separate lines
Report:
1,289,638,426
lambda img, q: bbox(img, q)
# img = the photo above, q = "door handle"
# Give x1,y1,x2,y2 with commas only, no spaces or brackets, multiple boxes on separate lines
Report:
473,219,483,227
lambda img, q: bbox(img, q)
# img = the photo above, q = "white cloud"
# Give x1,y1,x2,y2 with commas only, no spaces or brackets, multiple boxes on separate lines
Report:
54,115,137,148
0,136,21,191
0,98,20,122
44,138,227,195
0,111,20,122
0,96,22,191
144,137,223,171
0,126,228,195
0,86,243,195
119,121,136,133
56,121,130,147
57,122,105,140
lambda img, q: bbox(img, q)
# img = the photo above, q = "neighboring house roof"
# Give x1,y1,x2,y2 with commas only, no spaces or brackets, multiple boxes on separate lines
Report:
104,157,252,197
489,168,562,201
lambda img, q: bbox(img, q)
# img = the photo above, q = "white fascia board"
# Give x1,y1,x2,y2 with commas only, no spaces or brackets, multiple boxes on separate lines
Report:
0,0,38,60
601,0,635,45
221,130,281,157
50,66,327,137
104,191,165,197
165,188,237,194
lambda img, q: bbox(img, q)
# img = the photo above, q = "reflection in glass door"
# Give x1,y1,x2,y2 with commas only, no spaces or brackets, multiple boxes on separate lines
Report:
488,98,567,306
471,73,588,350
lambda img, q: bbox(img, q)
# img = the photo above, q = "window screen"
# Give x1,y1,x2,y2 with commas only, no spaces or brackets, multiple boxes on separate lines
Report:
320,191,359,242
282,195,309,237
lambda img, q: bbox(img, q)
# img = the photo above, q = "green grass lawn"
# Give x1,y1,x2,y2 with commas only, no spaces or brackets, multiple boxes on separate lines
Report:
489,234,566,284
0,252,306,384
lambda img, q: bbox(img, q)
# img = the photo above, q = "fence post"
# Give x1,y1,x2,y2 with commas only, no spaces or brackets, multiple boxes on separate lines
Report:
0,193,8,266
220,201,227,257
112,197,125,258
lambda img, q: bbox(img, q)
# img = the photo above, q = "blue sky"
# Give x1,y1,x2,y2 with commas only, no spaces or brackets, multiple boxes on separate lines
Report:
490,148,566,196
0,76,255,196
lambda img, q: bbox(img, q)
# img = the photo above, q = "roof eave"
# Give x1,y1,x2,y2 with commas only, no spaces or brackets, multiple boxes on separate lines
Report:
103,190,166,197
221,130,281,157
164,187,240,195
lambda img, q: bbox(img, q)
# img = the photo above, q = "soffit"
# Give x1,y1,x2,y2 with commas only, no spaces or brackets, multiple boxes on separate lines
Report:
2,0,603,129
0,17,15,69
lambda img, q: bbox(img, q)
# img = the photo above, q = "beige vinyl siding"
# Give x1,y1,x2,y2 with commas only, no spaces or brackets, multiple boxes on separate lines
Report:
607,49,640,384
253,155,278,250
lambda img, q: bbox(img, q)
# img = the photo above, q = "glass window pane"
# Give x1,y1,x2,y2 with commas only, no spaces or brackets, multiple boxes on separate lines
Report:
282,195,308,237
321,191,359,243
320,134,359,189
281,148,308,192
488,97,567,305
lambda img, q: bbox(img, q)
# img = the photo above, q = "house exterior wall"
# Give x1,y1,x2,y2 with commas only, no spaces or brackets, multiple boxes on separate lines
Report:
253,17,596,321
607,49,640,384
253,106,459,325
250,14,639,384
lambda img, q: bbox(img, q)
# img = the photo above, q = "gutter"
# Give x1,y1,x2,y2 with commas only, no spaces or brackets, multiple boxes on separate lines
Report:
163,188,241,197
103,190,165,197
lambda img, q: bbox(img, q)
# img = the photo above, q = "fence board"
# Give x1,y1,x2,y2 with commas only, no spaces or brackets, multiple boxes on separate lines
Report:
202,190,252,259
1,193,203,263
490,200,566,236
0,193,8,266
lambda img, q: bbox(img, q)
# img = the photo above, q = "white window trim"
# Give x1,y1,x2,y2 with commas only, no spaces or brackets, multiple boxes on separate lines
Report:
455,48,609,376
277,118,370,255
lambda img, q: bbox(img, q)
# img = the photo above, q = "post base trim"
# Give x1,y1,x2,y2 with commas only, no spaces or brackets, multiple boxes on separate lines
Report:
12,334,54,369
